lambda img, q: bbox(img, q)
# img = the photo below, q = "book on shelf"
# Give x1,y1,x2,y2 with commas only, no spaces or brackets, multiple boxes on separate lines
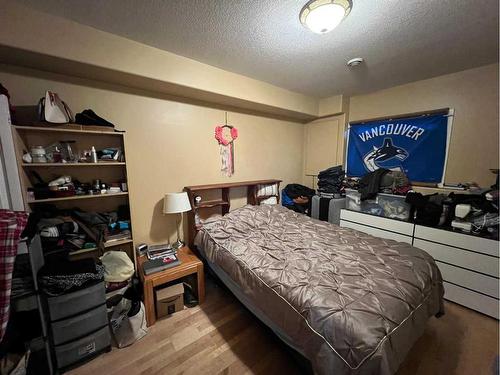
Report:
143,254,180,275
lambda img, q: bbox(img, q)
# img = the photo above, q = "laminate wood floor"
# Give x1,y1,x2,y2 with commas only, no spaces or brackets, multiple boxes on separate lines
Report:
69,279,499,375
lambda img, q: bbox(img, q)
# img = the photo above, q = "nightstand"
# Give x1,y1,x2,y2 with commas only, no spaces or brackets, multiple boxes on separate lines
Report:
138,246,205,326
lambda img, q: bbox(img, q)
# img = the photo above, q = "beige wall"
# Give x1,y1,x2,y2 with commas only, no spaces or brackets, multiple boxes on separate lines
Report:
1,62,497,246
302,114,346,188
0,0,318,121
349,64,499,186
0,69,304,245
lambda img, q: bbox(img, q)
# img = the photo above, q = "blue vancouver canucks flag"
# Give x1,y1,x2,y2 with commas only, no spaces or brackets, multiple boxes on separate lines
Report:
346,114,448,182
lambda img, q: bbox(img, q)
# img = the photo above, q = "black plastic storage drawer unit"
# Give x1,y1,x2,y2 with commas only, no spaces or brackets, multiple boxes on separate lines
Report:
47,281,106,321
54,326,111,369
46,281,110,370
51,304,108,346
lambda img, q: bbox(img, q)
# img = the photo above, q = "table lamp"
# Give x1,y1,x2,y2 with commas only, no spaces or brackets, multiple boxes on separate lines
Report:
163,192,192,249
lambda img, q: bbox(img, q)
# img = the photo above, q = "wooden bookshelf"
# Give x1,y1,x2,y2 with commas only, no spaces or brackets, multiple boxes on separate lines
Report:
11,124,135,263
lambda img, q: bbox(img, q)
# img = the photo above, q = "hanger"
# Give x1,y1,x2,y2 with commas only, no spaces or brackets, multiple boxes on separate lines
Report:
222,112,233,129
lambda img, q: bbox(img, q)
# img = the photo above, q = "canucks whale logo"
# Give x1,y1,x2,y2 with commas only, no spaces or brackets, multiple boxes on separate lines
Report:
362,138,409,172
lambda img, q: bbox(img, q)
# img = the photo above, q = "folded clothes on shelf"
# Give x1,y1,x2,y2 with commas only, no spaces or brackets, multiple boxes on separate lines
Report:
317,165,345,195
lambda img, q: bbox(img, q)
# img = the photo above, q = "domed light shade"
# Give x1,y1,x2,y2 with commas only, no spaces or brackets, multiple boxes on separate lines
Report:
300,0,352,34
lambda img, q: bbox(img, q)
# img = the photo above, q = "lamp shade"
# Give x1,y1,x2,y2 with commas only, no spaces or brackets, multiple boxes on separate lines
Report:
163,192,191,214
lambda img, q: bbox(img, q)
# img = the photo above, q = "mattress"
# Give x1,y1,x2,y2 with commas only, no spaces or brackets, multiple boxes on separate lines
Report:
195,205,444,375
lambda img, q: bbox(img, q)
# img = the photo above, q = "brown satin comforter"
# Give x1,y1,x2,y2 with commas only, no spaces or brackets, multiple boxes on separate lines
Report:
195,205,444,374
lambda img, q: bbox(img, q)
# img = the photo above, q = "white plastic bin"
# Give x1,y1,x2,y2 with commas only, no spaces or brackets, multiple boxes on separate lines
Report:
345,188,411,221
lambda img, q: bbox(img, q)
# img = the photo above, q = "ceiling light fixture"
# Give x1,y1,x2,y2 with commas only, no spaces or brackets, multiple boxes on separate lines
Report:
300,0,352,34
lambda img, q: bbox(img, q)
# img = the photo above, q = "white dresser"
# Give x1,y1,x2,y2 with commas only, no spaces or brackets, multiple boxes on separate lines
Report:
340,209,499,319
340,209,414,244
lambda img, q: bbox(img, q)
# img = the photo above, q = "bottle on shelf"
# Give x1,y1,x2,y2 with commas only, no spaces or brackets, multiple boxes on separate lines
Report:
90,146,98,163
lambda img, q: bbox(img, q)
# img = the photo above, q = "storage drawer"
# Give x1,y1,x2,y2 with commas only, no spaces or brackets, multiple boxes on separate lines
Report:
414,225,498,257
413,239,498,277
436,261,498,299
55,326,110,369
345,189,411,221
340,220,413,244
340,209,414,236
51,304,108,345
48,281,106,321
443,282,498,319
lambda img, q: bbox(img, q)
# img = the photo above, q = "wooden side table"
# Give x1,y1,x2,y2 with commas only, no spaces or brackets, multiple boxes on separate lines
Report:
138,246,205,326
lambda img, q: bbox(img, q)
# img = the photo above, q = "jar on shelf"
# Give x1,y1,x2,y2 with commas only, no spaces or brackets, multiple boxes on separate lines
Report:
30,146,47,163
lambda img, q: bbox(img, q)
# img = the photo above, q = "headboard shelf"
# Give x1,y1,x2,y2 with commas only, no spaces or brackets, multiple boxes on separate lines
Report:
184,179,282,192
183,179,282,247
194,199,230,209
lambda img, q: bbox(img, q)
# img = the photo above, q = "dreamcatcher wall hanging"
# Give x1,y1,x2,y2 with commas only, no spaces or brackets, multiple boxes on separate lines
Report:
214,112,238,177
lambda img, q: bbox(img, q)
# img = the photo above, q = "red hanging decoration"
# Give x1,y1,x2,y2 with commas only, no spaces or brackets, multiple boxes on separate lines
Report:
214,124,238,177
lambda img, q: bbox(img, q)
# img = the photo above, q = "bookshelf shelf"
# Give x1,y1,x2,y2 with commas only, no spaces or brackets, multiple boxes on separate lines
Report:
22,162,126,167
13,124,124,136
69,238,133,256
27,192,128,204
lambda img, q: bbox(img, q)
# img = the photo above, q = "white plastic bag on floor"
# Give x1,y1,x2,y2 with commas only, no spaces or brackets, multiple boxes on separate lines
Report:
110,299,148,348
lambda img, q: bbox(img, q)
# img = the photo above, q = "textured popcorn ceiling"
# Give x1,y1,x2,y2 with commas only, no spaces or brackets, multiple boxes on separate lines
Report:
14,0,499,98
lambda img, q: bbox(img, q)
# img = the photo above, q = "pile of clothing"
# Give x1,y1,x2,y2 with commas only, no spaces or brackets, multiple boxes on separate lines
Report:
38,258,104,296
24,205,131,257
317,166,345,198
343,176,360,190
342,169,413,221
405,193,449,227
282,184,316,215
11,255,34,300
406,189,499,239
358,169,412,201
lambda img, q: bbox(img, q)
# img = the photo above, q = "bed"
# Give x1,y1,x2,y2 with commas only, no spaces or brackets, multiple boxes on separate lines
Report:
193,202,444,375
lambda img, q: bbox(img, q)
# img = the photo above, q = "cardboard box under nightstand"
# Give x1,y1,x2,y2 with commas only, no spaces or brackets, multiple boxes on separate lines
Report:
156,283,184,318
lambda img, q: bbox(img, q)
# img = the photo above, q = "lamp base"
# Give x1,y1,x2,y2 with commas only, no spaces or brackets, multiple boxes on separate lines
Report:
172,239,184,250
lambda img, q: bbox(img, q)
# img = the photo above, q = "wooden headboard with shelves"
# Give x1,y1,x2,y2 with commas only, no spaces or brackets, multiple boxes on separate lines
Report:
183,179,281,247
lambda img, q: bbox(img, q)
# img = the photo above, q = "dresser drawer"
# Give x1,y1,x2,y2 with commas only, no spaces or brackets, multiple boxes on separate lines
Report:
414,225,498,257
51,304,108,345
414,239,498,277
340,220,413,244
54,326,110,369
48,281,106,321
340,210,414,236
443,282,498,319
436,261,498,298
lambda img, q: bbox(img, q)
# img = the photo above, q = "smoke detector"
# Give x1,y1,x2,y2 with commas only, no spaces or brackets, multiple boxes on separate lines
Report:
347,57,364,67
